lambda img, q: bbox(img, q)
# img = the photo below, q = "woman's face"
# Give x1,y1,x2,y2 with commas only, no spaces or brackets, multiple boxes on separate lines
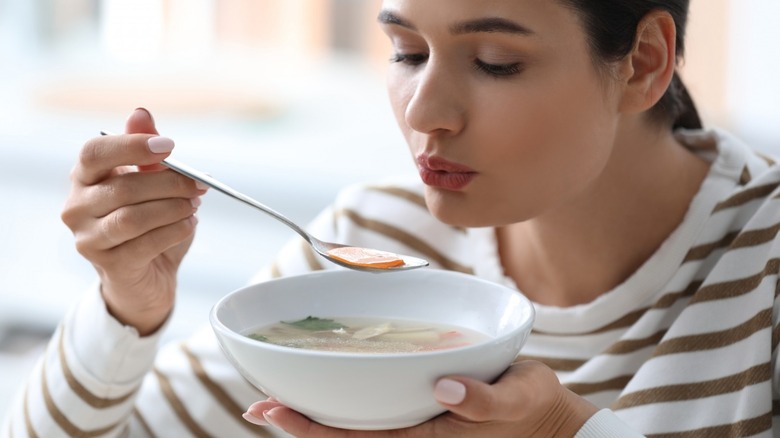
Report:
380,0,623,227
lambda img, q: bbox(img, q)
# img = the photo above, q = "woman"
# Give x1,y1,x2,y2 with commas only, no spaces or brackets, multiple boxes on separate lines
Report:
4,0,779,437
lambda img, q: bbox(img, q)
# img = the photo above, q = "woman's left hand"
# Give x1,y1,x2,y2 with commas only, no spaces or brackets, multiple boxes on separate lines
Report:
243,360,598,438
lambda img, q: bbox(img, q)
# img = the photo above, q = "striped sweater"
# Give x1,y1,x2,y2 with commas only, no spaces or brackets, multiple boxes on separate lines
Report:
3,128,780,437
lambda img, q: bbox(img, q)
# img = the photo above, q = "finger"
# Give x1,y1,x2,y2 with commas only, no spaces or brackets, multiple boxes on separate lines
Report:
434,361,559,423
260,406,437,438
262,407,366,438
126,107,170,173
243,399,286,426
75,169,206,219
125,107,159,136
74,133,175,186
76,197,199,252
245,399,286,417
88,215,198,274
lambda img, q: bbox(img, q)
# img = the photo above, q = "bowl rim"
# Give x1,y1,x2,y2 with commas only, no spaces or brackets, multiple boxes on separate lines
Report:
210,269,536,359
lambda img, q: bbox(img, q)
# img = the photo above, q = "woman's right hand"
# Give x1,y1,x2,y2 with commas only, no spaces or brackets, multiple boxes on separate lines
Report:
61,108,207,336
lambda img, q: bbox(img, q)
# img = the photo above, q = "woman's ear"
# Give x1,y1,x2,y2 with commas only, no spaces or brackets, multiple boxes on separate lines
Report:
617,10,677,114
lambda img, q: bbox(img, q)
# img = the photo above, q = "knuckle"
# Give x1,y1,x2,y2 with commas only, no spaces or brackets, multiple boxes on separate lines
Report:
60,203,77,228
79,138,105,169
470,396,497,421
101,208,133,246
109,180,134,205
171,172,194,193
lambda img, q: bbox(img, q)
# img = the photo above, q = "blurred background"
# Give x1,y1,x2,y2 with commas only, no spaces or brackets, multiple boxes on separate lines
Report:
0,0,778,413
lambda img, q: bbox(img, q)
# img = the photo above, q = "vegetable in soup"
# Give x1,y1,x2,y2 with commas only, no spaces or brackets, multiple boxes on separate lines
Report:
245,316,488,353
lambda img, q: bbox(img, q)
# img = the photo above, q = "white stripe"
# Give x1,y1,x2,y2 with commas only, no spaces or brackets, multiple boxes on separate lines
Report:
616,382,770,435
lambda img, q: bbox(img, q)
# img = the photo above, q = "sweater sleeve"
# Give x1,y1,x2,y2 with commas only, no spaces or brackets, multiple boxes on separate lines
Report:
1,284,166,437
574,409,646,438
0,283,288,438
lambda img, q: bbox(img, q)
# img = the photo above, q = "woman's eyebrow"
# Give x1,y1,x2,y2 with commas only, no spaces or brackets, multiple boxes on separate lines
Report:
450,17,534,35
377,10,533,36
377,10,416,30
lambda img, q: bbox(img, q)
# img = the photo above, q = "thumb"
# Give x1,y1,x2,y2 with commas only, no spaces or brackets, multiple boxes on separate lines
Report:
125,107,159,135
433,361,560,423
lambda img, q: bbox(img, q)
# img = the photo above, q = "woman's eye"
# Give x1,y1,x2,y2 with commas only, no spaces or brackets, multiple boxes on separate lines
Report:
473,59,523,77
390,53,429,66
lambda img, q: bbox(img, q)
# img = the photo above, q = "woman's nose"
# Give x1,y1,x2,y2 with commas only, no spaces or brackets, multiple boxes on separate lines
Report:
404,59,466,136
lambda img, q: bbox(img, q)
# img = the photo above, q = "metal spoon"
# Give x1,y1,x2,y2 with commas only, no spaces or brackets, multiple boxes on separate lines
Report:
100,131,429,273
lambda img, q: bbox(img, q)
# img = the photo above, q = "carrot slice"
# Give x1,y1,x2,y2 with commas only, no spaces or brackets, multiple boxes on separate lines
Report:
326,247,406,269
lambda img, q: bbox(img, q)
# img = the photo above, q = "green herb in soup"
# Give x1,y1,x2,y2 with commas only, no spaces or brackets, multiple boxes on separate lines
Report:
245,316,488,353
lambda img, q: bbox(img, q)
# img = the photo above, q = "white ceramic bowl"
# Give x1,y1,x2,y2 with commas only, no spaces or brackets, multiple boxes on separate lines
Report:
210,269,535,430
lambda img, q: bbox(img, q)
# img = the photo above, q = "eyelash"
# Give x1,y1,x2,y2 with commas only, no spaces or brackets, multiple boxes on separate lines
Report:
390,53,523,78
473,59,523,77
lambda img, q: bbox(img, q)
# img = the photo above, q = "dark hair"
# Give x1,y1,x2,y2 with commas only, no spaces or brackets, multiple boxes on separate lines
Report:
558,0,703,130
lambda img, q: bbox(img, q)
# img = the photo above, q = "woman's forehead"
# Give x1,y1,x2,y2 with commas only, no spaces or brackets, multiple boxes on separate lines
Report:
378,0,585,46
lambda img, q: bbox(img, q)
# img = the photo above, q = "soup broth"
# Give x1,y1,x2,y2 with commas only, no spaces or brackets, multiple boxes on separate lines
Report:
245,316,489,353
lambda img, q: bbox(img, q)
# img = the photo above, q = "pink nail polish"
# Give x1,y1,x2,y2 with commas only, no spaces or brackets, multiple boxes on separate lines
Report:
242,411,269,426
434,379,466,405
148,136,174,154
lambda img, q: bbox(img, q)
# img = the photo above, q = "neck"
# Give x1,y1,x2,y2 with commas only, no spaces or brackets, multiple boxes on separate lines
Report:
498,120,710,307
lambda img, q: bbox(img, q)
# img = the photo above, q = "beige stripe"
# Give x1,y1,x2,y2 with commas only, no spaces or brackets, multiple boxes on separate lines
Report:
180,344,273,437
739,165,752,185
652,280,702,309
365,185,468,234
683,231,738,263
690,258,780,304
605,329,667,356
532,307,649,337
684,220,780,264
365,185,428,210
300,238,325,271
713,183,779,212
336,208,473,273
774,323,780,351
133,408,156,438
515,355,586,372
728,222,780,249
23,385,39,438
41,360,120,437
757,152,777,167
652,308,771,357
614,363,771,410
566,375,633,397
646,412,771,438
532,280,702,338
269,262,282,279
57,326,136,408
153,367,212,438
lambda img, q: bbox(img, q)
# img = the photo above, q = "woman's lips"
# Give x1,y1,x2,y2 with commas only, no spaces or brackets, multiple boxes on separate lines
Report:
417,154,477,190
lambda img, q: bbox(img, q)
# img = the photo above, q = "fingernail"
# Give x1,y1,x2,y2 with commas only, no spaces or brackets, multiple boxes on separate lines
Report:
148,136,174,154
189,215,199,226
195,180,208,191
190,197,202,209
242,411,269,426
434,379,466,405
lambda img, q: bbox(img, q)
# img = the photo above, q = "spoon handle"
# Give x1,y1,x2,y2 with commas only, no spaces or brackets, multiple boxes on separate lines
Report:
99,130,311,244
161,158,312,243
